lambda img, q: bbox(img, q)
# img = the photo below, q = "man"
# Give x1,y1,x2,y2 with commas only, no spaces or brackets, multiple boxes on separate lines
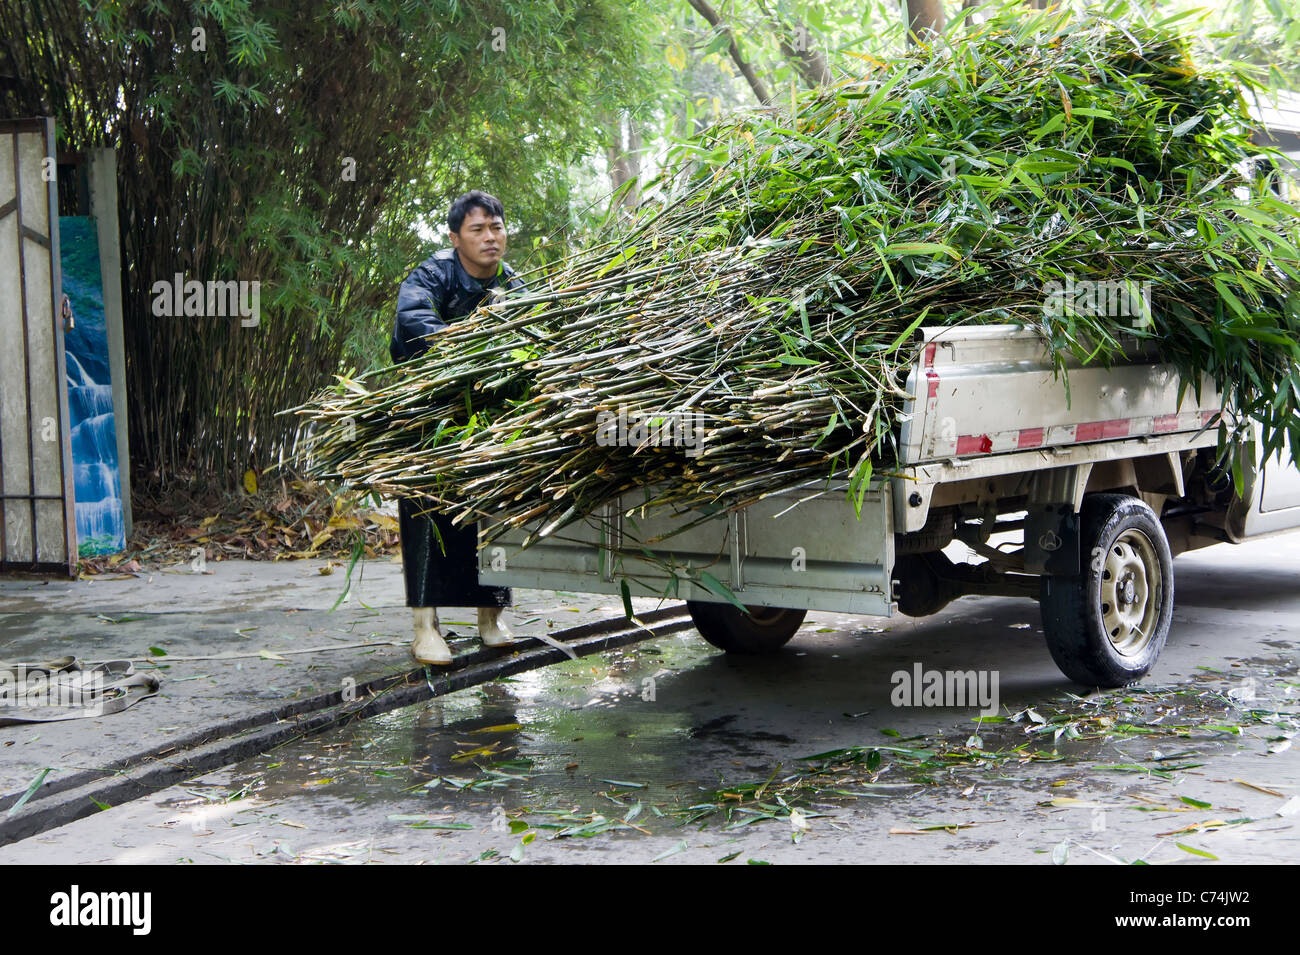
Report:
392,190,527,665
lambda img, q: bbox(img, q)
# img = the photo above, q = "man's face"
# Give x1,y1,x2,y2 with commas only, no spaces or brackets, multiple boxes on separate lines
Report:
450,206,507,278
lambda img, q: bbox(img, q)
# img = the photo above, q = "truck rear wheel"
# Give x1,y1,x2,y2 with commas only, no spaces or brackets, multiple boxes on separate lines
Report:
1039,494,1174,687
686,601,807,654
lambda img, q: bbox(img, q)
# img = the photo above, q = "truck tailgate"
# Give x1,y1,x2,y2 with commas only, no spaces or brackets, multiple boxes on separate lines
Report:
900,325,1222,464
479,482,894,615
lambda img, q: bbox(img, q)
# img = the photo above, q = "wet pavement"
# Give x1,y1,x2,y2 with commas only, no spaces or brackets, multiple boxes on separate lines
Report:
1,535,1297,864
0,556,683,835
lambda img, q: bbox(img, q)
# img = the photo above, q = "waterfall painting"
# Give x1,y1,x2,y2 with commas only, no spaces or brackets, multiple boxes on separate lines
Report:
60,215,126,556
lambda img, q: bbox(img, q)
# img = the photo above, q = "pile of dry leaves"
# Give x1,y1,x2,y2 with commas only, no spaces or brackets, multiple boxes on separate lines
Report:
77,473,401,577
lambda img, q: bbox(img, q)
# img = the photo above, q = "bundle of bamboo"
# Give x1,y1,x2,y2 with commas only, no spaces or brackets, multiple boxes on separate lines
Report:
293,7,1300,547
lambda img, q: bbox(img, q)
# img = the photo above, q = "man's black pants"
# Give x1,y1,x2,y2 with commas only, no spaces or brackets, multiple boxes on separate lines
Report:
397,498,512,609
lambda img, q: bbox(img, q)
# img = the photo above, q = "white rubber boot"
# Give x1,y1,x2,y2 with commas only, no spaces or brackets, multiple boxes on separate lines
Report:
478,606,517,647
411,607,452,665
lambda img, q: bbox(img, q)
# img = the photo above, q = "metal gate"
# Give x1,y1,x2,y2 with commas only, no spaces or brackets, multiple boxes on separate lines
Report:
0,117,76,575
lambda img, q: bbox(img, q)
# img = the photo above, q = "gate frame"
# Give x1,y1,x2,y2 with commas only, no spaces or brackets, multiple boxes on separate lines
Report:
0,116,77,576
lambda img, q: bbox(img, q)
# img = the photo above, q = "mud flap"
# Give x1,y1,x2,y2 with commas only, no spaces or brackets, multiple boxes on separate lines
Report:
1024,502,1080,576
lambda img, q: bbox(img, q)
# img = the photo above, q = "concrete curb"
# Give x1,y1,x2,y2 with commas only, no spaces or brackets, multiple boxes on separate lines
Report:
0,606,694,846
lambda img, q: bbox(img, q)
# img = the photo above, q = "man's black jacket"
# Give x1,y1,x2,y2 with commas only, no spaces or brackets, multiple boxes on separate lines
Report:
390,247,527,363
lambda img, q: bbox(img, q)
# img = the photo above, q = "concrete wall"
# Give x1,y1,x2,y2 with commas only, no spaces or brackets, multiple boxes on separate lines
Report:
89,147,131,537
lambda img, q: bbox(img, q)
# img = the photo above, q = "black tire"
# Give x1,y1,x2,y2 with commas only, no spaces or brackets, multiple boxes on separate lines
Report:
686,600,807,654
1039,493,1174,688
893,552,958,617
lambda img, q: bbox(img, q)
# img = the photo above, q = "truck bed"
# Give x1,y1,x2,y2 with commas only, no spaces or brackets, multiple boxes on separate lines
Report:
478,325,1227,614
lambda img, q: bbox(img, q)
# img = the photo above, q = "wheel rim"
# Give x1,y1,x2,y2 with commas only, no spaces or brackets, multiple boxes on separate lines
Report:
1098,529,1162,657
744,605,786,626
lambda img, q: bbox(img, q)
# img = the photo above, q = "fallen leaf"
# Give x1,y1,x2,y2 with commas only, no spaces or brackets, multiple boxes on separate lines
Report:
650,840,688,863
1048,797,1113,809
893,822,977,833
470,723,524,734
1175,842,1218,860
1232,779,1284,797
451,743,503,761
1158,819,1227,836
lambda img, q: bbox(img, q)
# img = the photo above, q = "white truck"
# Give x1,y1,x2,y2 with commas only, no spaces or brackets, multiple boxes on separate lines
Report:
479,324,1300,687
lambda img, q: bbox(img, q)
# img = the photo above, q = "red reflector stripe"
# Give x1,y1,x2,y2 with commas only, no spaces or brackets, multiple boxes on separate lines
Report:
956,434,993,454
945,411,1216,461
1076,419,1130,442
1017,427,1044,448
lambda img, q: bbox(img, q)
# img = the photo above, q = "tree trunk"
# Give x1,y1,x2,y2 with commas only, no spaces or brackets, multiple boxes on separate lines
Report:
602,109,641,209
757,1,831,88
686,0,772,104
906,0,947,42
626,115,643,188
602,108,630,199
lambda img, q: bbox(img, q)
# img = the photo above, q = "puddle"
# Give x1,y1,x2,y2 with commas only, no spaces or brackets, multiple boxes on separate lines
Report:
217,634,735,818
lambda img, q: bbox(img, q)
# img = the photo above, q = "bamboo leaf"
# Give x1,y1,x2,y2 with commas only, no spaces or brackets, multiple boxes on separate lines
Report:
882,242,961,259
698,572,748,613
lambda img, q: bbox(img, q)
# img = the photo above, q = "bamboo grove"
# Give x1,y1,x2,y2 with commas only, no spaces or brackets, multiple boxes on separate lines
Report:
0,0,654,489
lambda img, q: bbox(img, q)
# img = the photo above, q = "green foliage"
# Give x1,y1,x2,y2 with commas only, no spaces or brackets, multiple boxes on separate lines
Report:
0,0,658,487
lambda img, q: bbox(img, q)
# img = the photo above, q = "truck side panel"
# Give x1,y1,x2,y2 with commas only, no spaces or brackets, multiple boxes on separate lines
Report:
479,484,895,616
